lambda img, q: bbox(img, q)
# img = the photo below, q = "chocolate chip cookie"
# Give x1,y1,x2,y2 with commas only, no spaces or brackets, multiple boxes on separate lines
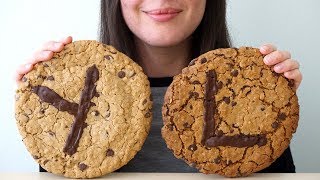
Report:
161,47,299,177
15,40,152,178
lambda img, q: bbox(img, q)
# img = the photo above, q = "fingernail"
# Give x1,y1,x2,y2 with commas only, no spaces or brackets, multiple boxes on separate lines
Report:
264,56,271,64
54,43,62,48
25,64,32,69
274,64,282,72
41,51,50,57
261,46,269,53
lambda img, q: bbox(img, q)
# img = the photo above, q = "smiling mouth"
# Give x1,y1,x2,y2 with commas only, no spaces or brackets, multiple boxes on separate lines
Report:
143,8,182,22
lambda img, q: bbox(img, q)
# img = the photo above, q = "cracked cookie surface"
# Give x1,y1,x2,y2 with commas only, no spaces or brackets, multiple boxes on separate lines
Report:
15,40,152,178
161,47,299,177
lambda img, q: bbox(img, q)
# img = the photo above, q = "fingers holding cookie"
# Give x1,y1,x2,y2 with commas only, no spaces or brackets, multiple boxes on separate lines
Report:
15,36,73,83
284,69,303,89
263,50,291,66
259,44,302,90
274,59,300,73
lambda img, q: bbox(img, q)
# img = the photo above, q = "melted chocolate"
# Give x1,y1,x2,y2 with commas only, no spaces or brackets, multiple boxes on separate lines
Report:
206,134,267,148
32,65,100,156
63,65,99,155
32,86,78,116
202,70,217,144
202,69,268,148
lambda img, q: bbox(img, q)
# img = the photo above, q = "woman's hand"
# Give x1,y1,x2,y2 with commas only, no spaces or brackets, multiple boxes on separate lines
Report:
14,36,73,84
260,44,302,90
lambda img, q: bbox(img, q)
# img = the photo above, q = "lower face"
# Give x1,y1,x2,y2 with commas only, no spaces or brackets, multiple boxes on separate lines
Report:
120,0,206,47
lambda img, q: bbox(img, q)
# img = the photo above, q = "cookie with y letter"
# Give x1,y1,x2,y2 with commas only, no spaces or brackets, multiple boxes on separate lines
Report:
15,40,152,178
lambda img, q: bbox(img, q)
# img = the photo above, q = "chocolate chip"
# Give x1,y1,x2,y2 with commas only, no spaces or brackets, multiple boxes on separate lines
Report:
22,76,27,82
167,124,174,131
191,92,199,98
230,129,234,133
39,109,45,114
231,69,239,77
46,76,54,81
223,97,230,104
43,160,49,165
187,144,197,151
189,104,193,109
183,122,189,128
272,122,279,129
200,58,207,64
93,110,99,116
214,157,221,164
217,81,223,89
106,149,114,156
192,80,201,84
231,101,237,107
37,75,46,79
226,160,233,165
227,63,234,68
277,113,287,121
78,163,88,171
288,80,295,87
144,111,151,118
227,79,232,85
261,107,266,111
142,99,147,105
104,55,112,60
95,91,100,97
118,71,126,78
33,155,39,159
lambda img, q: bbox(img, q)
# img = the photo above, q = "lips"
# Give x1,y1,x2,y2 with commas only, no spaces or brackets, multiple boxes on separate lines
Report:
144,8,182,22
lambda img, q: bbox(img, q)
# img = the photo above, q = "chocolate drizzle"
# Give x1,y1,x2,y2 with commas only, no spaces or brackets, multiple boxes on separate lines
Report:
202,69,267,148
31,65,100,156
63,65,99,155
202,70,217,144
205,134,267,148
32,86,78,116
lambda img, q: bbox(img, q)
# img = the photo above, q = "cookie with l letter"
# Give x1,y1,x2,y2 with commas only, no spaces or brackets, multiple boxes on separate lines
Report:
15,40,152,178
161,47,299,177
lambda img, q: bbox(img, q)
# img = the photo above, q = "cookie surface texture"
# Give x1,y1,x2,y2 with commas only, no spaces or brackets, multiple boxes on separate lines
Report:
161,47,299,177
15,40,152,178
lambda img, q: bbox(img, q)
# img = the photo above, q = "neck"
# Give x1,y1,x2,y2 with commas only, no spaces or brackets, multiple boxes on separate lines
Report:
135,37,192,77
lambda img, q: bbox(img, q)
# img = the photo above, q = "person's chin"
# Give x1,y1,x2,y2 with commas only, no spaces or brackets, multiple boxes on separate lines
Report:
144,36,186,48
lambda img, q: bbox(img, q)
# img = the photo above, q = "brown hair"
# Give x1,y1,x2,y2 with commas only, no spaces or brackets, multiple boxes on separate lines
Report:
99,0,231,61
